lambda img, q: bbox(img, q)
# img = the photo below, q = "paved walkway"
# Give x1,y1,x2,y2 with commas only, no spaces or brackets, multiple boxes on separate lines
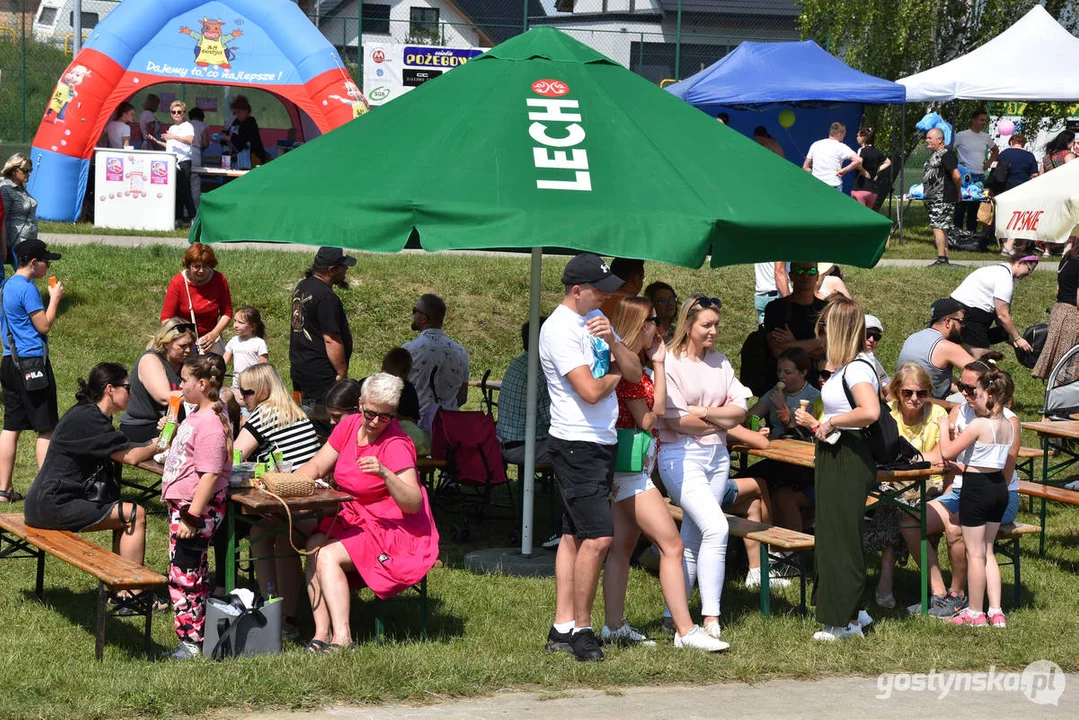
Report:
242,674,1075,719
40,233,1056,271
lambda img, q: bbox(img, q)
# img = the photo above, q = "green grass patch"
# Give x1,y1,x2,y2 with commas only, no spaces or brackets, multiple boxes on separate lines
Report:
0,244,1074,719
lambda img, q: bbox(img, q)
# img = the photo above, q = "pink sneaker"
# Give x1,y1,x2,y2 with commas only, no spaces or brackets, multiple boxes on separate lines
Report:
948,609,988,627
988,611,1007,628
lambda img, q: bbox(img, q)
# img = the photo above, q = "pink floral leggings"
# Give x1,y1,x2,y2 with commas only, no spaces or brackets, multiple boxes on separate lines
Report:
167,492,226,645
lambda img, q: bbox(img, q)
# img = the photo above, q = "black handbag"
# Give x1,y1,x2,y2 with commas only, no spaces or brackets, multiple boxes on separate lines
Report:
84,463,120,504
0,285,50,392
1015,323,1048,369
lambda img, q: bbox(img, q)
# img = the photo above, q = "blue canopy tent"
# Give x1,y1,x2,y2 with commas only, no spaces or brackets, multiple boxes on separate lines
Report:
665,41,906,191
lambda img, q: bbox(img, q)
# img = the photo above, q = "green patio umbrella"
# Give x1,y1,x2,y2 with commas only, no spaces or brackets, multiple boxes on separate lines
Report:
192,27,892,555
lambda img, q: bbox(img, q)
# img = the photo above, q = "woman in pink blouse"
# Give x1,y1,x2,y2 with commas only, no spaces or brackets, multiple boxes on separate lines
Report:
657,295,751,644
296,372,439,652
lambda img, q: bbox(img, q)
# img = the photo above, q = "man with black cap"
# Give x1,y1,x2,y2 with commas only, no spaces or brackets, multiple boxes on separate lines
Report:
289,247,356,405
895,298,975,401
538,253,641,662
0,239,64,503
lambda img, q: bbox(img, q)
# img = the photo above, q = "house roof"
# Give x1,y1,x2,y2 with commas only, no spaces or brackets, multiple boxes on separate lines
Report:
659,0,800,17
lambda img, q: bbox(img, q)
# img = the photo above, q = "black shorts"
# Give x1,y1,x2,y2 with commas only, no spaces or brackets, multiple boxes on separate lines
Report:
958,471,1008,527
548,437,616,539
957,304,1008,349
1,355,59,432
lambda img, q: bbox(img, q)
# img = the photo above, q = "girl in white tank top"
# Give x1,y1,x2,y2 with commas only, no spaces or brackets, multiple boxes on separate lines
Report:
935,368,1015,628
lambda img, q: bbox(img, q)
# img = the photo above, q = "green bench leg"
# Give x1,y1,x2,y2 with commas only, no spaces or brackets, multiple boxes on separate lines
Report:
95,583,107,662
373,576,429,643
759,543,770,619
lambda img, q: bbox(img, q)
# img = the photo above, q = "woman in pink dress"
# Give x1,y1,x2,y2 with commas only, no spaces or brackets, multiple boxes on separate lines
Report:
296,372,439,652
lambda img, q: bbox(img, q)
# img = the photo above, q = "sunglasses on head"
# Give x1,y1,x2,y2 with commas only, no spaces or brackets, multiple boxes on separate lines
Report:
866,331,882,342
900,388,929,399
692,296,722,310
791,267,819,276
362,407,395,424
957,382,977,396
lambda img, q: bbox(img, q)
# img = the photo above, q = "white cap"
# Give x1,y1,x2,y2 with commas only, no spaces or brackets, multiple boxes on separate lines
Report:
865,314,883,332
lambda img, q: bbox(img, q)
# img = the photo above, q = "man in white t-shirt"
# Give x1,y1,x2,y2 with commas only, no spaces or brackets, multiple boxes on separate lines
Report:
539,253,641,662
803,122,862,189
753,262,790,324
952,109,999,231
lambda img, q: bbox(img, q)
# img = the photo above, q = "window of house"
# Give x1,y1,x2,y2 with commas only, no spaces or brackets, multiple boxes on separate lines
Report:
555,0,575,11
37,7,58,26
69,11,98,29
363,3,391,35
409,7,439,43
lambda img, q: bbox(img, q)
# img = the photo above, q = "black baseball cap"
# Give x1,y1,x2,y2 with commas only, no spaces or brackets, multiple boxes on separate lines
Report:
561,254,623,293
15,239,61,264
314,246,357,268
928,297,964,326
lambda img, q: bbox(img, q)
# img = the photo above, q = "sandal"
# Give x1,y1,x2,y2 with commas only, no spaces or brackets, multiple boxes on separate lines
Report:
0,489,25,503
327,642,357,652
304,639,329,654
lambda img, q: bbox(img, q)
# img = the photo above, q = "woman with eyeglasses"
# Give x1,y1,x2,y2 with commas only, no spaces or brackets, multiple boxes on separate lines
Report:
793,296,879,641
232,362,320,638
119,318,196,442
295,372,439,652
658,294,751,644
866,362,949,609
895,356,1019,619
1,153,39,270
160,242,233,356
644,281,678,342
948,247,1039,359
147,100,197,225
24,363,162,591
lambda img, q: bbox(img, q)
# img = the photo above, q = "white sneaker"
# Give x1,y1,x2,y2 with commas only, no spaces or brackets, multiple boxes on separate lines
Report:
703,620,723,639
674,625,729,652
600,622,656,647
540,533,561,549
857,609,874,628
744,567,791,589
169,640,201,660
812,623,864,641
1064,480,1079,492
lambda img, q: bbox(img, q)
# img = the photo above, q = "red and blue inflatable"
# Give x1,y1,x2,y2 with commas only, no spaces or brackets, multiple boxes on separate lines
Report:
30,0,364,221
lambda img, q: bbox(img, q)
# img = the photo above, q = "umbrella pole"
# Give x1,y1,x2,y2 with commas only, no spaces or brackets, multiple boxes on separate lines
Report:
898,102,907,244
520,247,543,556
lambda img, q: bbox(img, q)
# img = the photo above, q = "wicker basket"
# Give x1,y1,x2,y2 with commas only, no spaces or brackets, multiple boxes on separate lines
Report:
258,472,315,498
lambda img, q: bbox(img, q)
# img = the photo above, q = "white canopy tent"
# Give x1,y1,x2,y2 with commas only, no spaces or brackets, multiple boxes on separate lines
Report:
994,160,1079,244
898,5,1079,102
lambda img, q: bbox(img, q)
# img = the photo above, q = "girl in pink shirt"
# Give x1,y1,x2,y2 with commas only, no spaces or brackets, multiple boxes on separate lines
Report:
160,354,232,660
658,296,751,643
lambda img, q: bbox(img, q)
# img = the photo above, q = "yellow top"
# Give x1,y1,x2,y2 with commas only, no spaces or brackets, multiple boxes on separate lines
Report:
888,400,947,489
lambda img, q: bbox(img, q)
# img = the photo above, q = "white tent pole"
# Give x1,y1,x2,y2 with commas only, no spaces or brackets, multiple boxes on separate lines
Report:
520,247,543,556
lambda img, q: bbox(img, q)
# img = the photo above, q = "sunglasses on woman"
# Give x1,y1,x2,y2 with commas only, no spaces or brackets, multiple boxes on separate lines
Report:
238,387,256,397
866,332,882,342
362,408,395,423
818,369,833,381
899,389,929,399
956,382,977,396
645,315,661,324
692,296,722,310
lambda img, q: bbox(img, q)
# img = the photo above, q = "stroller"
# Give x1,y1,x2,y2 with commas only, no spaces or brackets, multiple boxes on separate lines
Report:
430,409,517,541
1042,343,1079,421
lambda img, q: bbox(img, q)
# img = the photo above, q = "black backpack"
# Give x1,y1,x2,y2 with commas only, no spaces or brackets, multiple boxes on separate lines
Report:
739,300,792,397
841,359,922,468
984,159,1011,192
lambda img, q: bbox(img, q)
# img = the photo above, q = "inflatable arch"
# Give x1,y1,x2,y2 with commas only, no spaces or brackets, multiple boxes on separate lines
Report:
30,0,366,221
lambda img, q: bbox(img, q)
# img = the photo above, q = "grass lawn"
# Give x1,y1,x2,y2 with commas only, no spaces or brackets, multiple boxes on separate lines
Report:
0,244,1076,720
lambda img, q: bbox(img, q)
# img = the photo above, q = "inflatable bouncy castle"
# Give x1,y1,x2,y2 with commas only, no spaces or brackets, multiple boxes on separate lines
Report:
30,0,365,221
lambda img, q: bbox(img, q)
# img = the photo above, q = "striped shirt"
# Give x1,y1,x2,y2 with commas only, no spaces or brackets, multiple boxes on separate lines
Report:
245,406,321,466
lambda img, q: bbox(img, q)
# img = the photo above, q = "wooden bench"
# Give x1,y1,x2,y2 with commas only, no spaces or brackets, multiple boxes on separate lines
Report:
0,513,167,660
1017,480,1079,505
994,523,1041,608
665,499,815,617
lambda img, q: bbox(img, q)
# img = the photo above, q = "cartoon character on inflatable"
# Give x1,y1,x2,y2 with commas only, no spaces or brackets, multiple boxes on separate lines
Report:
180,18,243,69
915,111,953,146
43,65,91,124
328,81,370,119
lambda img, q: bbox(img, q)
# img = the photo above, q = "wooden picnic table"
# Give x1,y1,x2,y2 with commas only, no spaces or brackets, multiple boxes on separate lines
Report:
1020,420,1079,555
225,486,351,592
732,438,939,615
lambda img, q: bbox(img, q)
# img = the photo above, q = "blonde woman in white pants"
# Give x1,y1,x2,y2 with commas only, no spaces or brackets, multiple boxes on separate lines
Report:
658,295,751,640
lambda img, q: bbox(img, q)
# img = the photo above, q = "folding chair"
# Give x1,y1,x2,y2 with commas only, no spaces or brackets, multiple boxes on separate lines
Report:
430,409,517,537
